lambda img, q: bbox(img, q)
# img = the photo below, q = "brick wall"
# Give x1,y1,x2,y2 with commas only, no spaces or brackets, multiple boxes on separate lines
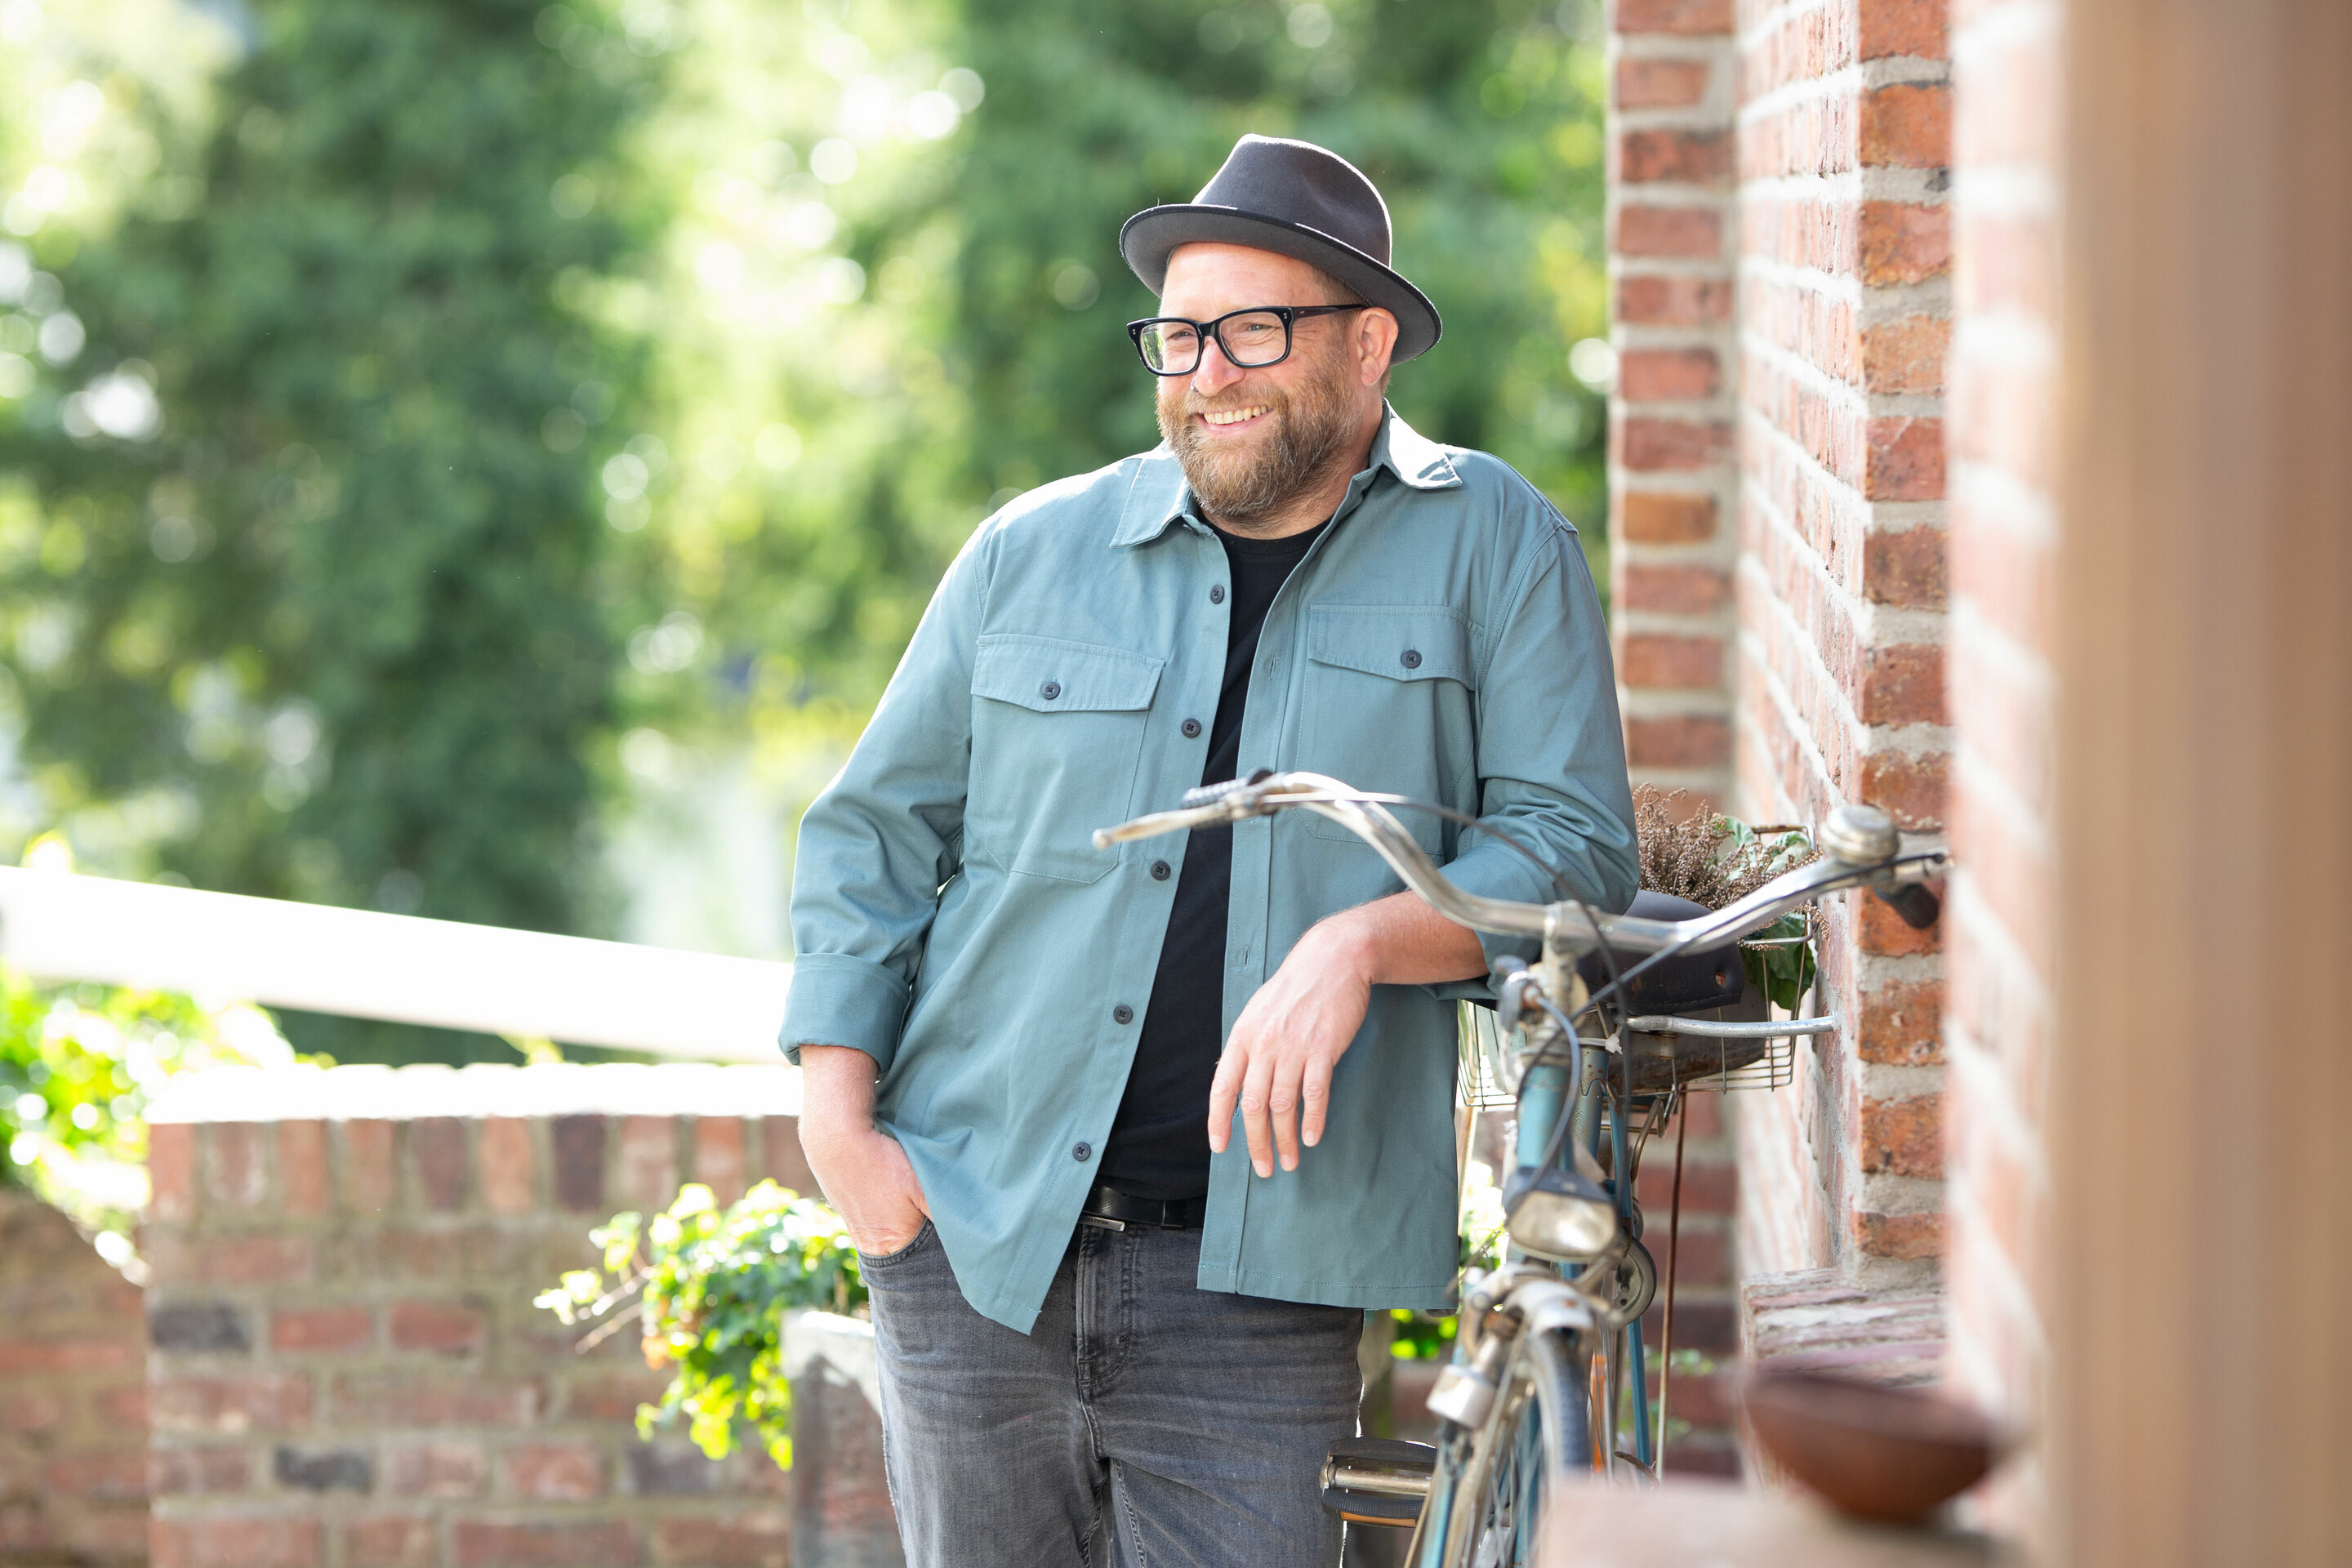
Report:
1716,0,1952,1294
1608,0,1743,805
136,1063,894,1568
0,1190,149,1566
1939,0,2060,1537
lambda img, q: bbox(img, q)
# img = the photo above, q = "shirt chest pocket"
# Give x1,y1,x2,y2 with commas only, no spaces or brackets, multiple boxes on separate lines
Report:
969,633,1165,883
1298,606,1479,845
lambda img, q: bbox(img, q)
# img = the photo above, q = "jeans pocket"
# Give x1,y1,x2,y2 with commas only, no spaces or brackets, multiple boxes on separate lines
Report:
856,1218,937,1272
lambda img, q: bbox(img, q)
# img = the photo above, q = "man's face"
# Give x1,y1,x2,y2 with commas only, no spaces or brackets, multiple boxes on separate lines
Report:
1152,243,1384,527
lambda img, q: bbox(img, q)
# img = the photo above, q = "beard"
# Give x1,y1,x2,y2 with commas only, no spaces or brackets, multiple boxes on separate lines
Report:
1156,345,1361,528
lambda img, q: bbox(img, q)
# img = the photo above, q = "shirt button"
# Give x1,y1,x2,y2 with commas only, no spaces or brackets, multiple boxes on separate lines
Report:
1112,1004,1134,1025
1181,718,1202,738
1040,679,1062,700
1401,648,1423,670
1151,860,1172,880
1073,1143,1092,1162
1209,585,1226,604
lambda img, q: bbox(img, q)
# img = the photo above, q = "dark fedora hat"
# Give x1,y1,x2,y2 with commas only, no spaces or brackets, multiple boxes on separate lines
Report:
1120,135,1442,363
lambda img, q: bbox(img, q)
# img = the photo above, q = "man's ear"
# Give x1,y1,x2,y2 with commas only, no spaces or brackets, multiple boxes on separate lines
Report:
1355,308,1400,386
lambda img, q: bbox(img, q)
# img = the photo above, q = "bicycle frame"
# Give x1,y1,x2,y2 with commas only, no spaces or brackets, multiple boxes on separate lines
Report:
1098,772,1945,1564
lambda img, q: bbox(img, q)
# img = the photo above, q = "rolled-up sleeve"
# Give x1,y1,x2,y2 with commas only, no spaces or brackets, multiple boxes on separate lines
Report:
1426,517,1638,1000
780,529,990,1071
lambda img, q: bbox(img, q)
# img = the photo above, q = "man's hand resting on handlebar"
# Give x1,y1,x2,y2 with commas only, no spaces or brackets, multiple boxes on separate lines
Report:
1209,890,1486,1178
798,1045,930,1257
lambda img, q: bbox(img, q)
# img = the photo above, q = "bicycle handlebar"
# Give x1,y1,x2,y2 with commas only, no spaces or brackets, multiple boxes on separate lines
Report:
1094,770,1945,962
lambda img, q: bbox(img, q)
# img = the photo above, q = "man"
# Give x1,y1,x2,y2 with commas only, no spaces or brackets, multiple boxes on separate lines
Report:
783,135,1637,1566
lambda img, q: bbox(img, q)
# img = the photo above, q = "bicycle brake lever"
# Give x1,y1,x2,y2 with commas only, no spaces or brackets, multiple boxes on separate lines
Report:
1178,767,1276,812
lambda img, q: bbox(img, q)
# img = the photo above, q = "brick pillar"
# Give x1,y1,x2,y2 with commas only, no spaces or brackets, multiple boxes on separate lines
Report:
0,1190,150,1566
1608,0,1741,805
140,1063,894,1568
1941,0,2060,1538
1726,0,1952,1290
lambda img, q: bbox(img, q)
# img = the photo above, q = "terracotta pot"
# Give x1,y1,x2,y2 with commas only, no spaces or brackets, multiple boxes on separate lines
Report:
1743,1368,2007,1525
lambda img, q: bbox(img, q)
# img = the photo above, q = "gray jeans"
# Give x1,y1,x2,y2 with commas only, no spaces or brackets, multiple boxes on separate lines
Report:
860,1217,1365,1568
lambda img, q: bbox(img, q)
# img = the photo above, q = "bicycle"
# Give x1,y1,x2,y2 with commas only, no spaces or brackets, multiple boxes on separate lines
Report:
1096,770,1945,1567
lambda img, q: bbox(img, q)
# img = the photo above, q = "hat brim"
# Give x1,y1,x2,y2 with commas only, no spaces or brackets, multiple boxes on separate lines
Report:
1119,205,1442,364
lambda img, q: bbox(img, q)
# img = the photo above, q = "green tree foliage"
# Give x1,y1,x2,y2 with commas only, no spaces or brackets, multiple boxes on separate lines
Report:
0,0,669,1058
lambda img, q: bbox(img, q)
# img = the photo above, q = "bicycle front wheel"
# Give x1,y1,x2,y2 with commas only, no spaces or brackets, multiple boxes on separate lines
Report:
1436,1325,1592,1568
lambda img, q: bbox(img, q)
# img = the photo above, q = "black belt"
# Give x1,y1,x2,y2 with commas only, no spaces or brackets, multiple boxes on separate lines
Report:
1080,1183,1208,1231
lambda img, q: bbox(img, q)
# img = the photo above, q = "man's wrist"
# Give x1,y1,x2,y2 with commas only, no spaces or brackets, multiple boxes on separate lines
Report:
1303,911,1384,983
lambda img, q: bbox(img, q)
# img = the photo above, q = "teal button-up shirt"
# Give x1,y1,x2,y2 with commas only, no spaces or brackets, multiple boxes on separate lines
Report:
782,408,1637,1333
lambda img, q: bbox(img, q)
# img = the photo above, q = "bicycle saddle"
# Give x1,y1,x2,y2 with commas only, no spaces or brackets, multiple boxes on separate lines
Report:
1575,891,1746,1014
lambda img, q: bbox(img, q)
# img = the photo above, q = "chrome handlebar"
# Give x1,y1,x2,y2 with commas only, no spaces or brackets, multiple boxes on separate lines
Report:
1093,770,1945,964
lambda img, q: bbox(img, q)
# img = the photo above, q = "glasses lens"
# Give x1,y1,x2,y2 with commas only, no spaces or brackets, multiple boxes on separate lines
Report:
1218,311,1290,368
1138,322,1200,374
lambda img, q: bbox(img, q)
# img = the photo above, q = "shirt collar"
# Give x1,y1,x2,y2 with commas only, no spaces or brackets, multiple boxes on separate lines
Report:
1111,403,1462,548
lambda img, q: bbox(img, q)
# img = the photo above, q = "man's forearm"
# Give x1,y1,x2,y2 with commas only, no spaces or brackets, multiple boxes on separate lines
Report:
1298,889,1486,987
798,1044,882,1142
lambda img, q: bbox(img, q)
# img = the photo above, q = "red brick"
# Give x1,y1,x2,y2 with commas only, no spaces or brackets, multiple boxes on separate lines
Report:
1860,83,1951,167
206,1122,268,1210
1860,643,1948,725
1859,202,1951,285
149,1446,252,1495
553,1115,608,1213
342,1120,396,1216
649,1512,791,1568
1863,315,1949,394
1620,562,1731,613
412,1117,469,1213
452,1520,638,1567
1619,416,1731,471
1861,1094,1944,1178
480,1117,536,1215
42,1450,146,1500
0,1337,138,1375
1855,1209,1944,1259
618,1116,676,1211
151,1516,322,1568
761,1116,819,1202
503,1441,606,1502
559,1371,668,1423
1619,347,1721,401
1656,1223,1731,1287
150,1122,198,1221
1864,525,1947,607
385,1441,488,1499
692,1117,749,1205
344,1516,438,1568
1625,715,1732,768
145,1232,314,1287
1864,416,1944,500
1855,748,1949,831
95,1382,148,1425
272,1306,372,1355
1618,128,1734,185
330,1374,538,1427
1859,0,1947,59
1616,274,1735,327
1616,0,1733,33
1633,1156,1737,1214
2,1392,68,1434
389,1300,488,1356
151,1374,314,1435
1614,203,1723,259
1615,56,1713,109
1619,632,1726,690
272,1119,328,1218
1855,979,1945,1065
1619,491,1718,544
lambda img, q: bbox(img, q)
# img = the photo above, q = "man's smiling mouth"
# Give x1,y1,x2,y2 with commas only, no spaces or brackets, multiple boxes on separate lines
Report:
1200,405,1269,427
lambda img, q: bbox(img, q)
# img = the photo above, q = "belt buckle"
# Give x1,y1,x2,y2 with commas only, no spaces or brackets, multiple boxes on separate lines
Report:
1080,1212,1127,1232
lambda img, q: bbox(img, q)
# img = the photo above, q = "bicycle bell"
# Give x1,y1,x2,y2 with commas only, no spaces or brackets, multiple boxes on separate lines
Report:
1818,802,1900,866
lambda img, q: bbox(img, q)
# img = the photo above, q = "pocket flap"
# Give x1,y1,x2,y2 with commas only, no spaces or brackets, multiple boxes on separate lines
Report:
1305,605,1475,684
973,634,1164,713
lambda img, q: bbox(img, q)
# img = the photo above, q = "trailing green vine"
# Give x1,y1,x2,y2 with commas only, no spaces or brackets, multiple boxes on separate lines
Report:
536,1179,865,1468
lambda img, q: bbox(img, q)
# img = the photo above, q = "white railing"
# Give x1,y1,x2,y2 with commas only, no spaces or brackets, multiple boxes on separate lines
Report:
0,866,793,1062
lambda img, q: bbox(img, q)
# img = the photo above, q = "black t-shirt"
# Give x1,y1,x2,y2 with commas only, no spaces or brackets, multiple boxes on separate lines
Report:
1101,518,1330,1200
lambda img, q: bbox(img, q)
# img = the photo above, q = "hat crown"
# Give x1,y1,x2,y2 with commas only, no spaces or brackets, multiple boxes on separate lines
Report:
1191,135,1392,268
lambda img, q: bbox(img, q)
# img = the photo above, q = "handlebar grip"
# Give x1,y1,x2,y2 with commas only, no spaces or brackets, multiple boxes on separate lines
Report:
1178,768,1274,812
1873,880,1942,930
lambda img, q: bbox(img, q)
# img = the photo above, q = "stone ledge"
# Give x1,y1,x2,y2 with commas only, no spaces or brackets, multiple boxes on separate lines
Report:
1538,1477,2003,1567
145,1062,802,1124
1742,1268,1945,1387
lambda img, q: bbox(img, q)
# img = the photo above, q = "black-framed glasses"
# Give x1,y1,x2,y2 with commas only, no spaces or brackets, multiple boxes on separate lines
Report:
1125,304,1368,376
